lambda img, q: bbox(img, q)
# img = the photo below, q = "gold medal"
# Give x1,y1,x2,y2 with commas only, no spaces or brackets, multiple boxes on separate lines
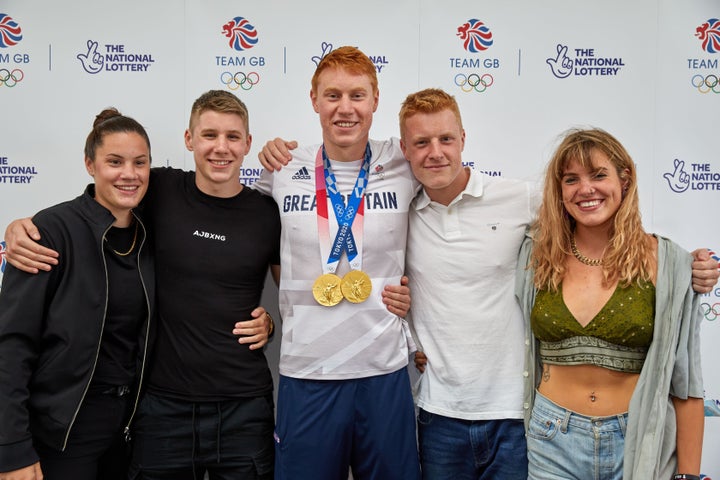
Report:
340,270,372,303
312,273,343,306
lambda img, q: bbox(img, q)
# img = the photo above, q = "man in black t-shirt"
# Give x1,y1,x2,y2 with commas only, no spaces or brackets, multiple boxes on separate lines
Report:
130,91,281,479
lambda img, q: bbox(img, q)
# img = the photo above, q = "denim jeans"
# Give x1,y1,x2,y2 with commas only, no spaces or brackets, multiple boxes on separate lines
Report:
527,392,627,480
417,409,527,480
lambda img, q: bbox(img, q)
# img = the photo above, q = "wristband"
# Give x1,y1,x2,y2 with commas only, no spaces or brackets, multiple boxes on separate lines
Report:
672,474,701,480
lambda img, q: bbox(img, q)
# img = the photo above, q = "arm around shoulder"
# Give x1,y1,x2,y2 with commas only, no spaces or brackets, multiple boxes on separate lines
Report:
4,217,59,274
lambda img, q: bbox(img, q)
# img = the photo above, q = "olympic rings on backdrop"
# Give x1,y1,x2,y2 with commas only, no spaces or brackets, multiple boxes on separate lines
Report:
220,71,260,91
454,73,494,93
691,74,720,94
700,302,720,321
0,68,24,88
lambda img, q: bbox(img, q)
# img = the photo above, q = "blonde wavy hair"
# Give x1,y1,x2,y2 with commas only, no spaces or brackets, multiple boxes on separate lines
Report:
530,128,654,290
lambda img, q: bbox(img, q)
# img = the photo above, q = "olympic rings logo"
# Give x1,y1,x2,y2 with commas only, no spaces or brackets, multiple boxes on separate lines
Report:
691,74,720,94
220,71,260,91
454,73,494,93
0,68,24,88
700,302,720,321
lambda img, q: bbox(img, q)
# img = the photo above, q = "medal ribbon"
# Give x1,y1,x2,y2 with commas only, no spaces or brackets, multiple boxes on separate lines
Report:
315,144,371,274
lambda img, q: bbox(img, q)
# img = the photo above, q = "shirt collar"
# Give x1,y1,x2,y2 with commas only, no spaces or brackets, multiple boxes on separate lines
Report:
414,167,485,210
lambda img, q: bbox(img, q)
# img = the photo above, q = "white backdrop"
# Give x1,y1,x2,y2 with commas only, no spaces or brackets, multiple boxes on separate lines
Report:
1,1,719,476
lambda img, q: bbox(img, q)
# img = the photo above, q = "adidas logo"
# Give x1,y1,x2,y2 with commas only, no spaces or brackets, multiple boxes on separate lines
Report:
292,166,311,180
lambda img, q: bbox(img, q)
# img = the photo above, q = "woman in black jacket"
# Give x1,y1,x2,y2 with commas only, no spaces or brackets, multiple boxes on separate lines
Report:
0,108,155,480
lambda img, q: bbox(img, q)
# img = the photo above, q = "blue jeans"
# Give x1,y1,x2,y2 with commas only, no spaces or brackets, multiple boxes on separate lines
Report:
527,392,627,480
417,409,527,480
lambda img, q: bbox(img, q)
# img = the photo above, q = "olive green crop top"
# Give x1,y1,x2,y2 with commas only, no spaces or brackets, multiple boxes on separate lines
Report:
531,280,655,373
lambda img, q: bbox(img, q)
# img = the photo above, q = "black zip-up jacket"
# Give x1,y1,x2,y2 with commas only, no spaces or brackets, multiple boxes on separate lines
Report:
0,185,155,471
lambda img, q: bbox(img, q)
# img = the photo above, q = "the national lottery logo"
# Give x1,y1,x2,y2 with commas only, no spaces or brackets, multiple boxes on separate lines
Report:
456,19,493,53
222,17,258,51
0,13,22,48
76,40,155,74
663,158,720,193
546,44,625,79
312,42,334,67
240,167,263,186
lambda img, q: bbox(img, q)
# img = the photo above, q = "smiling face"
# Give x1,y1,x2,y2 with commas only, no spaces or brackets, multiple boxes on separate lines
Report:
185,109,251,198
401,108,467,206
311,67,378,161
561,148,628,231
85,131,150,226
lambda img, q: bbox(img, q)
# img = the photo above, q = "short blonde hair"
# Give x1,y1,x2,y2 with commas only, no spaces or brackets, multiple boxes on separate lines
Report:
188,90,250,133
399,88,463,140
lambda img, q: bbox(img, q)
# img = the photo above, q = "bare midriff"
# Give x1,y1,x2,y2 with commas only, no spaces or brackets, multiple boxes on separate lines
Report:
538,363,639,416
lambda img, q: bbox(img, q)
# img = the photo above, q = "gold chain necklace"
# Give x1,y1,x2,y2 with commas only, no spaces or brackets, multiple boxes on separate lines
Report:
106,222,138,257
570,236,603,266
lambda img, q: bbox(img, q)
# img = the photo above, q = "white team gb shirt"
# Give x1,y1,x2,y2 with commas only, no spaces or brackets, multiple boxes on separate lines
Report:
254,138,420,380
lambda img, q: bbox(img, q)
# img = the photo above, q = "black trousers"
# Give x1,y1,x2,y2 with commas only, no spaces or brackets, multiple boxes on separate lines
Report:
34,390,131,480
128,392,274,480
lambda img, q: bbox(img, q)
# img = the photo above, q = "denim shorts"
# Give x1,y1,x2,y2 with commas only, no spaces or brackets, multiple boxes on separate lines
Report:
527,391,627,480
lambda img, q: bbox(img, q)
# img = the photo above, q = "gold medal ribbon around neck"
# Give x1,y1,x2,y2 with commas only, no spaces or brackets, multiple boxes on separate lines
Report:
312,144,373,306
570,236,603,266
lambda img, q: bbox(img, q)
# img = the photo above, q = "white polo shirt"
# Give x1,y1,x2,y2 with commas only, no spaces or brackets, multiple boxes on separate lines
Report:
407,167,540,420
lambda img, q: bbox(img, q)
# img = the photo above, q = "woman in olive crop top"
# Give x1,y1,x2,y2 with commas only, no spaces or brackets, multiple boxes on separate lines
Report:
524,128,704,480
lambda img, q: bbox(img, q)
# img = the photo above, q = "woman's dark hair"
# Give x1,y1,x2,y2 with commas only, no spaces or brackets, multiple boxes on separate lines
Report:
84,107,151,162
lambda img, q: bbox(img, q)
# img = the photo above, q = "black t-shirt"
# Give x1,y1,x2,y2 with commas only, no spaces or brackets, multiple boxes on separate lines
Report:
144,168,280,401
92,223,146,387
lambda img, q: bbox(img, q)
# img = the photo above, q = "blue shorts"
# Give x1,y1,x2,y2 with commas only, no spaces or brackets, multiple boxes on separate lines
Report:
527,391,627,480
274,368,420,480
